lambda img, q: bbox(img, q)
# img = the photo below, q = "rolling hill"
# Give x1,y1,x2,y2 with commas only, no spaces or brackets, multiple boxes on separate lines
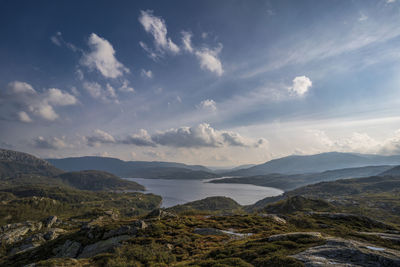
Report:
0,149,144,191
0,148,62,178
226,152,400,176
47,156,216,179
210,165,393,190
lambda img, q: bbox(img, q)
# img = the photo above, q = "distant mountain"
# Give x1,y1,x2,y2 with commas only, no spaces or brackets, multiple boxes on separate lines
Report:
379,165,400,176
47,156,216,179
0,148,62,178
211,165,393,191
57,170,144,191
226,152,400,176
0,149,145,191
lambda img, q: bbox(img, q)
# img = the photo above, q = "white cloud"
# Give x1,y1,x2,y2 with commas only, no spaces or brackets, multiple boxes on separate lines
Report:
17,111,32,123
6,81,77,122
140,69,153,78
181,31,193,52
29,104,59,121
152,123,265,148
289,76,312,96
387,0,396,4
8,81,36,94
83,81,119,102
139,10,180,55
121,129,156,147
358,12,368,22
45,88,78,106
194,44,224,76
50,32,62,46
197,99,217,112
119,80,135,93
86,129,116,147
33,136,67,150
83,82,103,99
81,33,129,79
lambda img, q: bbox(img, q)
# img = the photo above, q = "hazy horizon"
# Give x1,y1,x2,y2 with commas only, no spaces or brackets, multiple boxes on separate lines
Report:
2,0,400,167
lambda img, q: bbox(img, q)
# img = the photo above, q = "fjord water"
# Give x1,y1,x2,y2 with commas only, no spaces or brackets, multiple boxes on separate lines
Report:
125,178,283,207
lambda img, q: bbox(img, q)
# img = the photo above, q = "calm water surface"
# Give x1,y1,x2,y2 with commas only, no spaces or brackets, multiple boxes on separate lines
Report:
125,178,283,208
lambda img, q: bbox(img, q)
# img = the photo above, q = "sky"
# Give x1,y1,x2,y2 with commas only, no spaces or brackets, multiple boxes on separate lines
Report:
1,0,400,167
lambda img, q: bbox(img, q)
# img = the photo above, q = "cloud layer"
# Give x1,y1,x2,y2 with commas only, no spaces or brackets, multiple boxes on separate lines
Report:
84,123,267,149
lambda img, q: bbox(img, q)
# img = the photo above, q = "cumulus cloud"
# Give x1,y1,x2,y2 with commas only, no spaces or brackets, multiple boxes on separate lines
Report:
5,81,78,122
152,123,265,148
118,80,135,93
387,0,396,3
140,69,153,78
181,31,193,52
289,76,312,96
197,99,217,112
139,10,180,56
33,136,68,150
194,44,224,76
83,81,118,102
306,129,400,155
86,129,116,147
8,81,36,95
81,33,129,79
17,111,32,123
121,129,156,147
83,124,267,149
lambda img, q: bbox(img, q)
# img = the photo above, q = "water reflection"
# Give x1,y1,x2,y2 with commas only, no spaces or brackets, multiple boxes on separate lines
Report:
125,177,283,208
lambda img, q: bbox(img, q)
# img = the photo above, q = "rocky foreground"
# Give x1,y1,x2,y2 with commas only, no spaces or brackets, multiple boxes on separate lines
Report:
1,207,399,266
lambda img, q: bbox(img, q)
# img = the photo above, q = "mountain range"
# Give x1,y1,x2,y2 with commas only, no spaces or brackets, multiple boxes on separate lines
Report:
225,152,400,176
47,156,216,179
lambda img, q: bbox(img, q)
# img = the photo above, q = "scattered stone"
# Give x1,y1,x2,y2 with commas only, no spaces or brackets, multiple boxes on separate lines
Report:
44,216,57,228
104,210,119,220
146,209,177,220
53,240,82,258
260,213,287,224
132,220,148,230
291,238,400,267
78,235,131,258
102,225,137,239
268,232,323,242
43,228,65,241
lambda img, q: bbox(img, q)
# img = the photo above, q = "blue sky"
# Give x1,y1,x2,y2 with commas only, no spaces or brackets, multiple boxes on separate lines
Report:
1,0,400,166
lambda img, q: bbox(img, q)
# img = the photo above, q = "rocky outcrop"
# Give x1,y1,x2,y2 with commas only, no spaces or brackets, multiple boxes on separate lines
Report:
53,240,82,258
146,209,177,220
44,216,58,228
102,220,147,239
291,238,400,266
0,221,42,245
78,235,131,258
